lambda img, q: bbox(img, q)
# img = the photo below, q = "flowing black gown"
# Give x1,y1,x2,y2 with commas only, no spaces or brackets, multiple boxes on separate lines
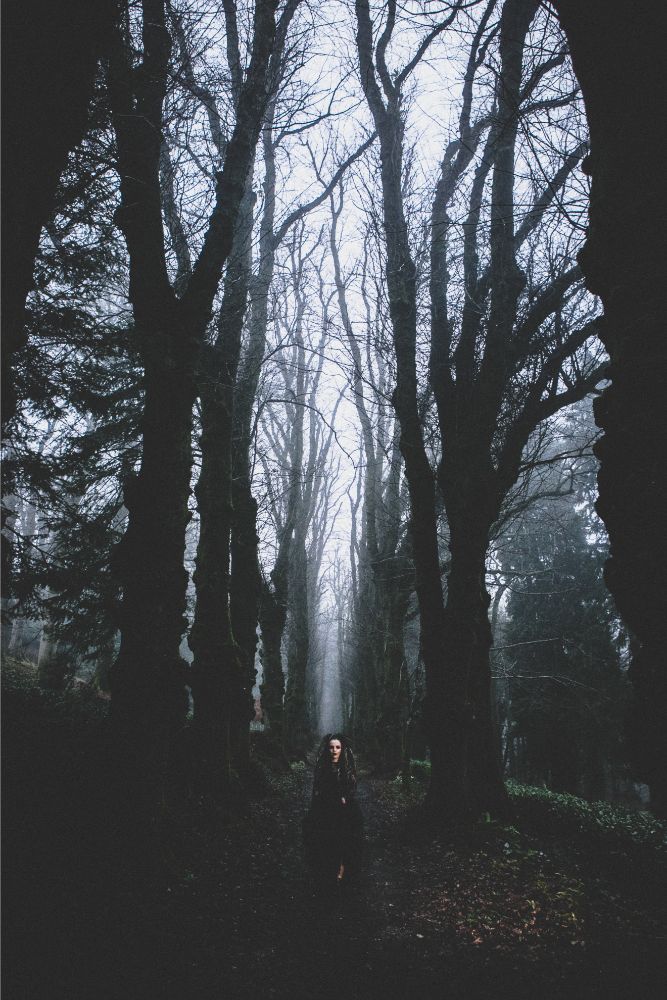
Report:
303,762,364,884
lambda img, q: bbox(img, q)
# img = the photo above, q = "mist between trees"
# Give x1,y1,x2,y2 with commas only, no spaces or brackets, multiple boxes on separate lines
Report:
1,0,655,824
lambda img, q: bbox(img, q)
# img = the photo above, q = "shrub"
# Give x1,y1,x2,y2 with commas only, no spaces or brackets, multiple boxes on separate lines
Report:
408,759,431,781
506,780,665,848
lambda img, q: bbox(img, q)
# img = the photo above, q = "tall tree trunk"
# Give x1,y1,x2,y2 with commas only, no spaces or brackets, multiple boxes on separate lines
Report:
259,577,287,739
228,103,278,760
257,501,292,743
375,550,412,774
429,0,536,821
190,179,254,793
225,22,357,755
111,345,194,789
190,377,238,795
108,0,278,814
188,0,300,787
443,515,507,816
355,0,463,822
284,532,310,755
229,477,261,769
552,0,667,818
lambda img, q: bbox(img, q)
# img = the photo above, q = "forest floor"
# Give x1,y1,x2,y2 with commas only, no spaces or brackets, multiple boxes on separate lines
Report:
4,659,667,1000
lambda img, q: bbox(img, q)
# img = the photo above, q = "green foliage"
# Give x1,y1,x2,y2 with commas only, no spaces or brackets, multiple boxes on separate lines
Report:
6,310,142,670
407,758,431,781
507,779,665,848
499,426,630,797
3,104,141,671
392,761,664,850
2,656,110,736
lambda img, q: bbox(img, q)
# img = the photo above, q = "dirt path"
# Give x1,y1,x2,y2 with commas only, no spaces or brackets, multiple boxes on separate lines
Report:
6,740,666,1000
142,764,666,1000
164,764,389,1000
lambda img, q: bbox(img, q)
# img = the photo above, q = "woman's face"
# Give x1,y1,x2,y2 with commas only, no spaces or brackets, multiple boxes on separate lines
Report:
328,739,342,764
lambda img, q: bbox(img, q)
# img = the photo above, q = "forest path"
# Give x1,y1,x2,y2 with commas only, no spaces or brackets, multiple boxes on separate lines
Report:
142,761,666,1000
158,763,404,1000
5,694,666,1000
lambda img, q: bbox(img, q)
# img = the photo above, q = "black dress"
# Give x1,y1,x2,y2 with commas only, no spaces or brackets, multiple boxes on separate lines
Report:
303,763,364,884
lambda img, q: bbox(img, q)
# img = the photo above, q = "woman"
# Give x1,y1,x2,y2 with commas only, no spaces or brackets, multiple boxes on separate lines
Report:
303,733,364,887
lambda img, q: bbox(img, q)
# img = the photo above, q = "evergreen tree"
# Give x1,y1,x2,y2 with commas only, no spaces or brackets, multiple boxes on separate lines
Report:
500,476,628,798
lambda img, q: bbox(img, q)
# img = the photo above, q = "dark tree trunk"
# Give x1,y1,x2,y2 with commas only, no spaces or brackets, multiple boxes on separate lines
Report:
229,475,261,768
189,375,238,794
36,634,65,691
187,3,298,781
553,0,667,817
436,429,511,818
188,0,302,786
259,578,287,739
284,533,310,755
228,382,265,765
355,0,466,823
227,105,278,756
190,181,254,793
226,364,264,770
356,0,600,825
109,0,278,812
375,551,412,774
443,517,507,817
258,481,294,742
222,13,353,756
351,569,379,752
111,345,194,786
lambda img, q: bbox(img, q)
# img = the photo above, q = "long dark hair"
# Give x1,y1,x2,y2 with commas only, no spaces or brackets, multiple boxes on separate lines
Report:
313,732,357,795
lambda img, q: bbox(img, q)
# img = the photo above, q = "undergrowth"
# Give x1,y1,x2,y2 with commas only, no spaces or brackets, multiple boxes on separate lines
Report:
507,779,665,848
392,760,665,849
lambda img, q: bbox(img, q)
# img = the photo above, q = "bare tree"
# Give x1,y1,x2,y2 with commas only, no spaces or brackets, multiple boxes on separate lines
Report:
108,0,278,807
330,191,412,771
185,0,302,795
211,62,373,761
257,232,342,753
355,0,605,821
